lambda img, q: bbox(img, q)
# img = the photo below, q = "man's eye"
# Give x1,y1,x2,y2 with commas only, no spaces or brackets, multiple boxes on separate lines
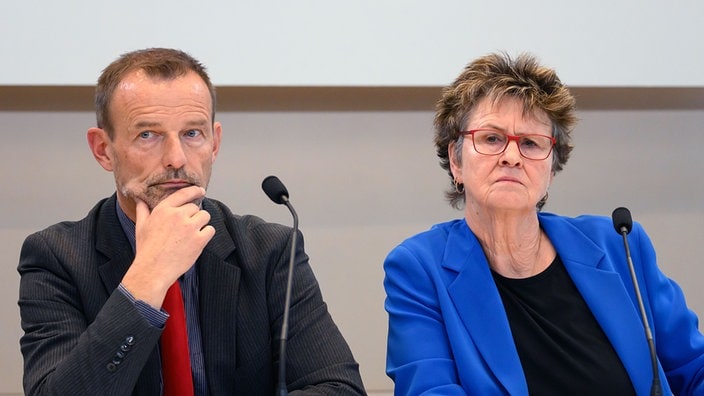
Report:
139,131,154,139
185,129,201,138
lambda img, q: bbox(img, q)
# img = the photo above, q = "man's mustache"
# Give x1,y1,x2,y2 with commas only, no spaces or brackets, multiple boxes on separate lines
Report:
146,169,201,187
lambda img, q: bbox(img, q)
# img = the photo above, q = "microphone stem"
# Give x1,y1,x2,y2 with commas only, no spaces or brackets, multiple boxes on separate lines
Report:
277,199,298,396
620,229,661,396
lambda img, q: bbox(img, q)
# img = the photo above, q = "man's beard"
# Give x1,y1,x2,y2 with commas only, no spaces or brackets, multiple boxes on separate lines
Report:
119,168,206,210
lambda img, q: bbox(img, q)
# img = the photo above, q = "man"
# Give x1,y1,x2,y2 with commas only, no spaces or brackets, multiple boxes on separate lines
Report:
18,48,365,395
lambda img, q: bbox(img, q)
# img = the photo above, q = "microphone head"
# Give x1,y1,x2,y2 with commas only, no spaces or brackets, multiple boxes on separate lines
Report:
612,207,633,234
262,175,289,205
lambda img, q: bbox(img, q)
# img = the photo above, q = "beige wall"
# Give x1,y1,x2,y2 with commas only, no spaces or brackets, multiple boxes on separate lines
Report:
1,87,703,394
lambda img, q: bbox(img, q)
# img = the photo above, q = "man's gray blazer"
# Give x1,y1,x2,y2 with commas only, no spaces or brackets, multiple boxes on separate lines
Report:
18,195,365,395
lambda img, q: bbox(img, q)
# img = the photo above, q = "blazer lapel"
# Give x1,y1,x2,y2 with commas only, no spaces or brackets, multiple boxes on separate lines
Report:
198,200,240,394
443,221,528,395
542,216,653,395
95,196,136,294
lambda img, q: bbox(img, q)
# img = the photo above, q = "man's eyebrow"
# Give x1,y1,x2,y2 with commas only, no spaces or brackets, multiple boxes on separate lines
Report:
184,119,210,127
132,119,209,130
133,120,161,129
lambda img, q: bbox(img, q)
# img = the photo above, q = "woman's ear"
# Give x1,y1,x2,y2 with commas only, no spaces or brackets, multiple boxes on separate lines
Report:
87,127,114,171
448,141,462,181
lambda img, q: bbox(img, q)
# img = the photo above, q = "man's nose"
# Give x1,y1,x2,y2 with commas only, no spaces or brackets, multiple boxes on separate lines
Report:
163,136,187,169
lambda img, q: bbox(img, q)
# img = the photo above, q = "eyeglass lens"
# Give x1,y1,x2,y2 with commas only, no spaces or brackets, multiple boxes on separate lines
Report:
472,130,553,159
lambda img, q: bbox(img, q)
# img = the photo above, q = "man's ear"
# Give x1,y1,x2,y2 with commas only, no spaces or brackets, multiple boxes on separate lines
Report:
87,127,114,171
211,121,222,164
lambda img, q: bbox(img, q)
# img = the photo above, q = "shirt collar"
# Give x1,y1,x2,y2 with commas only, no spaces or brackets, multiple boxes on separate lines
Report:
116,201,137,254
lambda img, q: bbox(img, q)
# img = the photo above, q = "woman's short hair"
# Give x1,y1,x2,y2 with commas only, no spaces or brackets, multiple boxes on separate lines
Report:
434,52,577,209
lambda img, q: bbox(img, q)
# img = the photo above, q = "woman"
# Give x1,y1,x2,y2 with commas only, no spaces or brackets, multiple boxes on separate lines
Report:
383,52,704,395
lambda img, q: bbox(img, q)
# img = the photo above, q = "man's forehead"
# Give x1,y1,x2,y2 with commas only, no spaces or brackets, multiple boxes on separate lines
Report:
113,70,212,107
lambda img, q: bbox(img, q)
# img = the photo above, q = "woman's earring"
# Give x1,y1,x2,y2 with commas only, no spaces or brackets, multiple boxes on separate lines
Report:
454,179,464,194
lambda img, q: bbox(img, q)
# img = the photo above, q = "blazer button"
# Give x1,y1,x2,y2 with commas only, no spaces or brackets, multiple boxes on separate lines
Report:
106,362,117,372
125,336,135,346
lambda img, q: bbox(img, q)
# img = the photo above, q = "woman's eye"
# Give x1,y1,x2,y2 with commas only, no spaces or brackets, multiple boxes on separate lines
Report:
522,138,538,147
484,134,505,144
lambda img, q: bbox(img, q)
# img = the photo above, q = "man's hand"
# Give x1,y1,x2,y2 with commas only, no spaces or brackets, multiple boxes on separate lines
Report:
121,186,215,308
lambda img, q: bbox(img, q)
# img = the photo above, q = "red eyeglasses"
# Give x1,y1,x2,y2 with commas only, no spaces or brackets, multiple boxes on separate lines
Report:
460,129,556,160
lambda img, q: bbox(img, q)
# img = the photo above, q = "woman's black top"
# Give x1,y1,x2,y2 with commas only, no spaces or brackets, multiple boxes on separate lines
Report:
492,255,636,395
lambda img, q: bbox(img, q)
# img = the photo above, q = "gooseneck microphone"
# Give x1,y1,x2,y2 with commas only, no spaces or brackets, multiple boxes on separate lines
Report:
612,207,662,396
262,175,299,396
